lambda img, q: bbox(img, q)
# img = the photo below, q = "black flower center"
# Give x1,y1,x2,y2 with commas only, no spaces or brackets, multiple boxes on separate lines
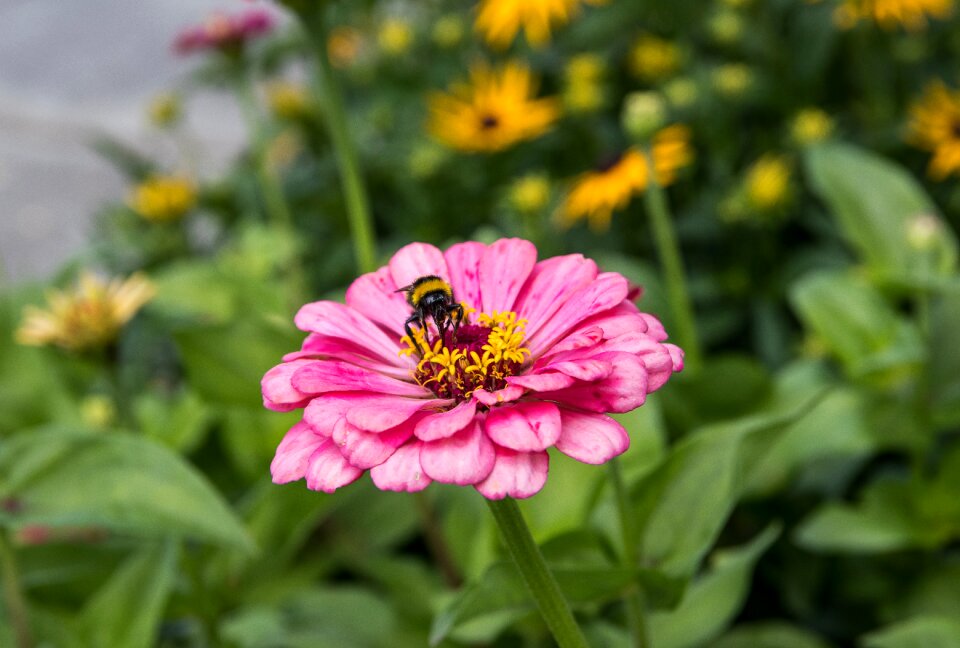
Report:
480,115,500,130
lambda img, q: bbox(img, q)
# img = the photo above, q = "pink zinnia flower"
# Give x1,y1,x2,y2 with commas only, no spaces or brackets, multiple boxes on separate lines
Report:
173,8,275,55
263,239,683,499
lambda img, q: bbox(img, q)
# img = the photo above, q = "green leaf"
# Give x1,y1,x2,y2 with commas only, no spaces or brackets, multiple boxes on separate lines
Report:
795,482,921,553
0,429,253,551
649,524,781,648
429,562,635,646
929,284,960,428
805,142,958,283
713,622,832,648
133,388,212,453
790,270,924,386
862,616,960,648
80,540,179,648
174,316,301,407
633,385,822,578
221,587,399,648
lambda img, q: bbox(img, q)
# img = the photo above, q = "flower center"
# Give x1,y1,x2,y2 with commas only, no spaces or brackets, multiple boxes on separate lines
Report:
400,307,530,401
480,114,500,130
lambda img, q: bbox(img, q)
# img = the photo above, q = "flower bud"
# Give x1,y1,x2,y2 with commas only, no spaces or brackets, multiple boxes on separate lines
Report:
622,92,667,142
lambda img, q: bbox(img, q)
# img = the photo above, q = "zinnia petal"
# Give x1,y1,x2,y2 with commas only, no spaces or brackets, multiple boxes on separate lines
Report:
389,242,449,291
370,441,432,492
554,409,629,464
271,421,328,484
475,448,549,500
420,420,496,485
304,440,364,493
484,401,561,452
479,238,537,312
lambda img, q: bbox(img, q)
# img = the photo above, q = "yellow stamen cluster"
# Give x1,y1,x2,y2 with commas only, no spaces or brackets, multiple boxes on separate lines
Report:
400,308,530,400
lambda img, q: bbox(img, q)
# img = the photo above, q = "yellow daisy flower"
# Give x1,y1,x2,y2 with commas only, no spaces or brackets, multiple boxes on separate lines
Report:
128,175,197,223
558,124,693,230
475,0,605,49
908,80,960,180
16,272,156,351
833,0,953,29
427,61,560,153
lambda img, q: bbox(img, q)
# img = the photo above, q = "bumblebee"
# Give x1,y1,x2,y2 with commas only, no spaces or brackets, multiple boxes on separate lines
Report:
397,275,464,351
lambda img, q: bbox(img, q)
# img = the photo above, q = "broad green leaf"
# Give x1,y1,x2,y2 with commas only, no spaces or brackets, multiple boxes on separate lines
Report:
221,586,399,648
795,482,920,553
862,616,960,648
133,388,211,452
150,261,238,324
928,284,960,428
649,524,781,648
219,406,298,478
713,622,832,648
633,385,822,578
746,385,874,496
0,429,253,551
790,270,924,386
206,478,339,589
805,143,957,283
80,540,179,648
429,561,635,646
174,316,301,407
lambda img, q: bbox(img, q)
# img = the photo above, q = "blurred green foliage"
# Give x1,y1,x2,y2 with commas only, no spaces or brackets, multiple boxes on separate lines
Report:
3,0,960,646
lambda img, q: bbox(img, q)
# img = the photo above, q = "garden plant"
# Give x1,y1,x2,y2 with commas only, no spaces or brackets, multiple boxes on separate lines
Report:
3,0,960,646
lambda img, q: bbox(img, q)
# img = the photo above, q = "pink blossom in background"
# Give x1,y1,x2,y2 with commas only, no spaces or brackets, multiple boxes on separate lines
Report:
263,238,684,499
173,8,275,55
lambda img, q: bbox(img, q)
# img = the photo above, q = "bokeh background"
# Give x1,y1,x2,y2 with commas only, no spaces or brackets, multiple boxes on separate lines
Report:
3,0,960,647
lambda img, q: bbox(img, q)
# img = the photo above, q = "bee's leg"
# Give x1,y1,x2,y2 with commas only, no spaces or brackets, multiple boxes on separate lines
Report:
451,304,464,341
405,315,428,354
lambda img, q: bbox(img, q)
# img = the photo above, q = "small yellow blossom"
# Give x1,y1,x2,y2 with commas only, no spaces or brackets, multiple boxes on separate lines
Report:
563,53,606,113
509,173,551,213
790,108,835,145
745,154,792,211
266,81,311,120
433,15,465,48
148,93,181,128
712,63,753,98
628,34,681,82
81,395,117,429
427,61,560,153
328,26,363,68
663,76,700,110
16,272,155,351
622,91,667,141
833,0,953,30
558,125,693,230
378,18,414,56
128,175,197,223
907,80,960,180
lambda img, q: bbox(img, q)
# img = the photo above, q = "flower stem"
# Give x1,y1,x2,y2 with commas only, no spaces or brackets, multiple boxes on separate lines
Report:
0,531,33,648
641,149,702,371
485,498,590,648
302,12,378,274
235,74,295,231
608,458,649,648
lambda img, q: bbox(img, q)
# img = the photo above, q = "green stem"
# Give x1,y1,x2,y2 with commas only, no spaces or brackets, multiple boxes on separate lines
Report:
608,459,649,648
235,75,295,230
485,498,590,648
0,531,33,648
303,12,378,274
641,148,702,371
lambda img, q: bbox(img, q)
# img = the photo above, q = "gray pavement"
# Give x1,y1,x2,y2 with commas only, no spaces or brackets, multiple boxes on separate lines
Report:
0,0,252,282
